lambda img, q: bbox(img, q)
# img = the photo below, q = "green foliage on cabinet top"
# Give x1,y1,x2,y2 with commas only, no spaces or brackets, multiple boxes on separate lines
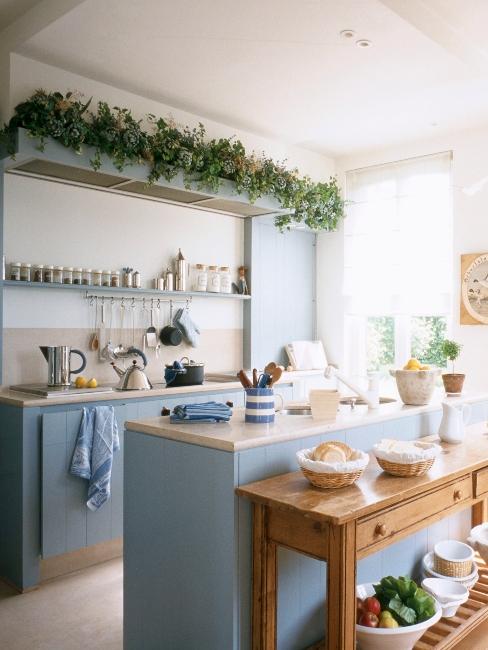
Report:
0,89,345,232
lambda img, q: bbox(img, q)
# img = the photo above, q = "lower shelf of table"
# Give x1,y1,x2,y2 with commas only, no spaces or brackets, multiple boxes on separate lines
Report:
306,565,488,650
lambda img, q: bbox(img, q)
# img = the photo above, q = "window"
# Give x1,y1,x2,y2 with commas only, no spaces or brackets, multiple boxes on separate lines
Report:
344,152,452,378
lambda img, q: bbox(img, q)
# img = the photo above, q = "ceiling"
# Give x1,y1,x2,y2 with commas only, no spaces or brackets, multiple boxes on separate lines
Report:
7,0,488,156
0,0,41,30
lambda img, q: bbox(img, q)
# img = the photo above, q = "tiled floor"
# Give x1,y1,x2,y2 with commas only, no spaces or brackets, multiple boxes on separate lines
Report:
1,558,488,649
0,559,122,650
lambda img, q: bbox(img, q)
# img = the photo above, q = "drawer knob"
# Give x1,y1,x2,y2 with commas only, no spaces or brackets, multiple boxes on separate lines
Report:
375,523,387,537
454,489,462,501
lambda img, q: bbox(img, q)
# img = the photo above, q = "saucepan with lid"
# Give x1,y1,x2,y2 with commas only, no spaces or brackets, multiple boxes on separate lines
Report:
165,356,205,387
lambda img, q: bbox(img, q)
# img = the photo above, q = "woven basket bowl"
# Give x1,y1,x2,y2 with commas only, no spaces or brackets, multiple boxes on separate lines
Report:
376,456,435,477
433,555,472,578
301,441,364,489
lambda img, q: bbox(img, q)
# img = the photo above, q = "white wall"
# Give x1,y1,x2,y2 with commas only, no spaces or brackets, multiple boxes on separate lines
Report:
317,125,488,391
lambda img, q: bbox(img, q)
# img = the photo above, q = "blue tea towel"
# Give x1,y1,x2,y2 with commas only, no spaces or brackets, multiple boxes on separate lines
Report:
70,406,120,511
174,307,200,347
170,401,232,423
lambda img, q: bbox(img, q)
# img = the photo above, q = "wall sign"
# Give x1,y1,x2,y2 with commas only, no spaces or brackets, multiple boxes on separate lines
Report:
461,252,488,324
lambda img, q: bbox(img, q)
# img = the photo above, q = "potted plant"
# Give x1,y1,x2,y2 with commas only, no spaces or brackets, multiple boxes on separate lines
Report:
441,339,464,394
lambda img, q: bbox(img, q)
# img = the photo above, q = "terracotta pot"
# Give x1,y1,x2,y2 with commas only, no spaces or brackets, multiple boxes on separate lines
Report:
442,373,465,394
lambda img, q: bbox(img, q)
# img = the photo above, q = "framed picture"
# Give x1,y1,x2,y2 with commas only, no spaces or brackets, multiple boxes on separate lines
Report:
461,252,488,324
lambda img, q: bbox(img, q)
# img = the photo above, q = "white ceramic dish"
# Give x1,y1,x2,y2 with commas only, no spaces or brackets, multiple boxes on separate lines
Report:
468,523,488,562
421,578,469,618
422,568,479,591
434,540,474,564
356,583,442,650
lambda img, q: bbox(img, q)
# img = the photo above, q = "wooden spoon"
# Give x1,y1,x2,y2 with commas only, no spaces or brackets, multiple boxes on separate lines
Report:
269,367,283,387
264,361,277,375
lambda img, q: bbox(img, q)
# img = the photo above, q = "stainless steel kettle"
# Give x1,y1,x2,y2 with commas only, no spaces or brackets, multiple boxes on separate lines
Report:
111,347,152,391
40,345,87,387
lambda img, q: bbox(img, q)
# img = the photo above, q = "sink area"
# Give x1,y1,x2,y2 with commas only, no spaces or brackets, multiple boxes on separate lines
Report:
278,396,396,415
279,407,312,415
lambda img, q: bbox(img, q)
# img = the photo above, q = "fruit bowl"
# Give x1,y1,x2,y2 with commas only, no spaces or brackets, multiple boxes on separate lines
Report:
356,583,442,650
389,368,441,406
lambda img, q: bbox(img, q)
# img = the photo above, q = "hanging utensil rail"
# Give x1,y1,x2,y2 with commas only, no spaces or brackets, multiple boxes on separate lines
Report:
84,292,192,307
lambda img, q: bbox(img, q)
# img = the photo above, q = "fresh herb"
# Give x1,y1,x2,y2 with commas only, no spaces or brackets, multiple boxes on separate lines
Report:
441,339,463,374
0,89,345,232
373,576,436,626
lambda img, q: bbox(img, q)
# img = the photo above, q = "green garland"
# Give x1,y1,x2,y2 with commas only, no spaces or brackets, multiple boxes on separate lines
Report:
0,89,345,231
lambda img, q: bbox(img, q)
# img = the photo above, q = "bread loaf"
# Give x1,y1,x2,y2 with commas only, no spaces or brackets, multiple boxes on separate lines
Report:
313,441,350,463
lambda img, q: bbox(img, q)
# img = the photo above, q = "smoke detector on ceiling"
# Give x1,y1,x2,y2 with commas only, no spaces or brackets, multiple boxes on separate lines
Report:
340,30,356,40
356,39,372,48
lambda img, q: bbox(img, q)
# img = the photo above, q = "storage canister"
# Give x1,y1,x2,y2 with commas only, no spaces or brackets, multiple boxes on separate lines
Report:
245,388,275,424
132,271,141,289
43,265,54,283
53,266,63,283
93,270,103,287
10,262,21,281
73,268,82,285
102,270,111,287
208,266,221,293
20,263,31,282
194,264,208,291
220,266,232,294
33,264,44,282
63,267,74,284
111,270,120,287
82,269,92,285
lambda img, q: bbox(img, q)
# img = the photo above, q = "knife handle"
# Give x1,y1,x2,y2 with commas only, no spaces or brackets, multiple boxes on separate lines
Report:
238,370,253,389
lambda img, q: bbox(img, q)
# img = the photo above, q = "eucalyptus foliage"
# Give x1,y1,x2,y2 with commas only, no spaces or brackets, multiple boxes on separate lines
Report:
0,89,345,231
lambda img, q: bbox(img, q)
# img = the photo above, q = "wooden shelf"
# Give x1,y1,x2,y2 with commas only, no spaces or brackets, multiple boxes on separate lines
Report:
304,564,488,650
0,128,292,220
2,280,251,300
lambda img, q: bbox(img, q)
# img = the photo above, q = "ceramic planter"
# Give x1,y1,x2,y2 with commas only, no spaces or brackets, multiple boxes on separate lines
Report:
442,373,465,394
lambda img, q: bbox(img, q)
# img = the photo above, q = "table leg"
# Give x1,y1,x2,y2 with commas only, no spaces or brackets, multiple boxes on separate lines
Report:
472,499,487,527
252,503,277,650
326,521,357,650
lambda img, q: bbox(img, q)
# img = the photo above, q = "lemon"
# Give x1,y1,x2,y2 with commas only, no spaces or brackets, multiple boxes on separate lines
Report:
75,376,87,388
419,364,430,370
86,378,98,388
405,358,421,370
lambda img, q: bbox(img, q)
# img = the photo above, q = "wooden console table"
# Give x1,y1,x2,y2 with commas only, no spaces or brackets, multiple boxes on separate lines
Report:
236,425,488,650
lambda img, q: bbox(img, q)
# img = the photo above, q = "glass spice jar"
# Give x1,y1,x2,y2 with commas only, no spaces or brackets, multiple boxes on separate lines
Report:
220,266,232,294
20,263,31,282
102,270,111,287
111,270,120,287
207,266,221,293
73,267,82,285
33,264,44,282
63,267,74,284
82,269,92,285
53,266,63,283
10,262,21,281
93,270,103,287
43,265,54,283
194,264,208,291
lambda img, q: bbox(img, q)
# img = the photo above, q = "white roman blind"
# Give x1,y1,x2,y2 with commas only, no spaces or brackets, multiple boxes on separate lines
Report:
344,152,452,315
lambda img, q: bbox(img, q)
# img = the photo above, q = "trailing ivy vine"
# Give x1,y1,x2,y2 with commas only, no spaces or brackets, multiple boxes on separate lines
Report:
0,89,345,231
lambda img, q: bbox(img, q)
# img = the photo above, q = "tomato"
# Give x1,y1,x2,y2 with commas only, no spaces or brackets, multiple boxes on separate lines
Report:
359,612,379,628
364,596,381,617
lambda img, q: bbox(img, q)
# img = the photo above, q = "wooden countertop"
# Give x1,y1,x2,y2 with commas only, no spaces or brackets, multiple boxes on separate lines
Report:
236,422,488,524
125,392,488,452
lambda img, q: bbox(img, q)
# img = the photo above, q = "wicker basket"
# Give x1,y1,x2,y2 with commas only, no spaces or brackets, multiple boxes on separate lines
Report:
433,555,473,578
300,441,365,489
375,456,435,477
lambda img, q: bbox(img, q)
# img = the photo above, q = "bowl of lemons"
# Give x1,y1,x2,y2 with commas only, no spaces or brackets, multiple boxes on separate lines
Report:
390,359,441,406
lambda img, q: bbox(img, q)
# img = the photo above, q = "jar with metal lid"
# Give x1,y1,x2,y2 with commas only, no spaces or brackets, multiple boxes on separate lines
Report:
63,267,74,284
93,270,103,287
193,264,208,291
53,266,63,283
43,265,54,283
20,263,31,282
111,270,120,287
132,271,141,289
33,264,44,282
82,269,92,285
102,270,111,287
73,268,83,285
10,262,21,281
208,266,221,293
220,266,232,294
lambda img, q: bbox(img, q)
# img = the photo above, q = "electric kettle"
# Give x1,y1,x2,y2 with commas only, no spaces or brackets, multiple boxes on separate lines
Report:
40,346,87,387
111,347,152,391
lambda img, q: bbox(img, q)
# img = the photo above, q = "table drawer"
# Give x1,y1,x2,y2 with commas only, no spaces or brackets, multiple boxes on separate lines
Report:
474,467,488,497
357,476,472,552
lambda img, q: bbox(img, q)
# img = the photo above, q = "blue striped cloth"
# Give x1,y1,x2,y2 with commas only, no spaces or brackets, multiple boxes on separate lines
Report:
70,406,120,511
170,401,232,423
